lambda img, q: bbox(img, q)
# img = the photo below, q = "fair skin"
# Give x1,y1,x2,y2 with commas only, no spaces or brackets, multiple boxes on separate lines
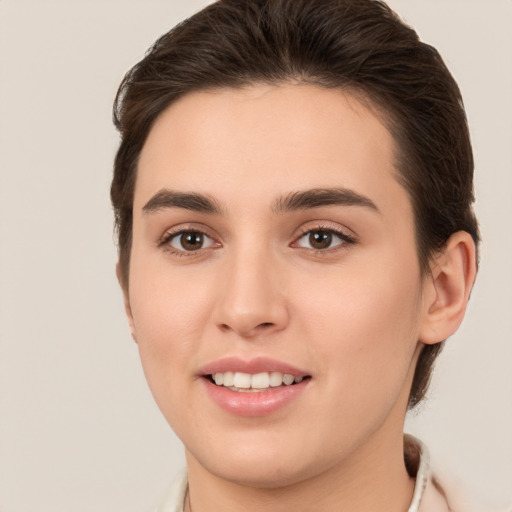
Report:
120,84,476,512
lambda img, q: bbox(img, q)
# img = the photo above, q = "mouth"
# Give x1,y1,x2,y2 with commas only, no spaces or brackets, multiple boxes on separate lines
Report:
201,358,311,415
206,371,311,393
199,357,312,414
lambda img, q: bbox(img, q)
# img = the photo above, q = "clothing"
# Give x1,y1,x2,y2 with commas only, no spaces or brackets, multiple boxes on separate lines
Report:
404,434,456,512
154,435,472,512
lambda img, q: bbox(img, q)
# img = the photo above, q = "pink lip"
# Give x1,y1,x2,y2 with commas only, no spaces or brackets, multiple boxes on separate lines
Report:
199,356,311,417
199,356,309,377
202,378,309,417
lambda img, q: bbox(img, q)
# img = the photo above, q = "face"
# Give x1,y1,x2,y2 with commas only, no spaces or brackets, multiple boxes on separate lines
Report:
125,84,430,488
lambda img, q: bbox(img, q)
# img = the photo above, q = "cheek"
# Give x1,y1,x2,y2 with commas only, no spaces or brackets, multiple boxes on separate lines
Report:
296,256,423,402
129,239,213,341
131,284,208,345
127,259,215,406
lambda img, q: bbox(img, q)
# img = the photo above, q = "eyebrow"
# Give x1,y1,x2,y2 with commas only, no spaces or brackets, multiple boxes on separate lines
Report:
141,187,379,216
142,189,223,215
272,188,380,214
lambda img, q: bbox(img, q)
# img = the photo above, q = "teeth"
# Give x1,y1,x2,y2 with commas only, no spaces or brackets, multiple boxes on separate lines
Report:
211,371,306,391
233,372,251,389
251,372,270,389
223,371,234,387
282,374,295,385
269,371,283,387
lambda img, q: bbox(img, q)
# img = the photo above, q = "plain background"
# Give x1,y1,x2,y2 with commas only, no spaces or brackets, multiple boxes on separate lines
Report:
0,1,511,511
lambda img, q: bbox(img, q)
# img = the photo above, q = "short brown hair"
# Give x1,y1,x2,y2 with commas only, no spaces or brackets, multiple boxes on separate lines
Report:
111,0,479,408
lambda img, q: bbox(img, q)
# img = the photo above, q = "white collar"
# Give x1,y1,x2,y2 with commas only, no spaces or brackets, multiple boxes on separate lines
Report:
405,434,431,512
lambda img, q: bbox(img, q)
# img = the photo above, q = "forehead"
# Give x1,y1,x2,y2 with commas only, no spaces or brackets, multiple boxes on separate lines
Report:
135,84,407,216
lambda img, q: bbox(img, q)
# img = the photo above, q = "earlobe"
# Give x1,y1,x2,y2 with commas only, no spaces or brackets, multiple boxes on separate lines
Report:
419,231,477,345
116,262,138,343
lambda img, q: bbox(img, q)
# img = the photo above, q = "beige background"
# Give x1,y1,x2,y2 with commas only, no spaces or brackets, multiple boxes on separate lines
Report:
0,1,510,511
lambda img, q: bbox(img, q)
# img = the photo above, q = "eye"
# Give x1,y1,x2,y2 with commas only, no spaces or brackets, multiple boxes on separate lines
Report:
166,230,216,252
294,228,353,251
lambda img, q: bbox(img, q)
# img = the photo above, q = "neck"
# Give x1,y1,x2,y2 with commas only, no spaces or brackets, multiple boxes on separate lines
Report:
185,427,414,512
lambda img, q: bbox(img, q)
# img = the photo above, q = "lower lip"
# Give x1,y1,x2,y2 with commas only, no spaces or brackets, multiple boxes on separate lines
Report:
202,378,309,417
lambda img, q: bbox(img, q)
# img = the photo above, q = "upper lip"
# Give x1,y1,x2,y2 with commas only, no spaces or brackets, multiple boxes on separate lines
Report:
199,356,310,377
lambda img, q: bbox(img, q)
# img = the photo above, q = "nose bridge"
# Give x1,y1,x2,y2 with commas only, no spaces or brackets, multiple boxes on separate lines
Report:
214,241,288,337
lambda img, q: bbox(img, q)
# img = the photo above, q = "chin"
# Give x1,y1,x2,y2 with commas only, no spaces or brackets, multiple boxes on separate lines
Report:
206,459,314,489
185,433,329,490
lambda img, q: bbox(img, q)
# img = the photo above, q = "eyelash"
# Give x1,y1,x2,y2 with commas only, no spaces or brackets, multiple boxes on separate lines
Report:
292,225,356,254
159,225,356,257
159,227,218,257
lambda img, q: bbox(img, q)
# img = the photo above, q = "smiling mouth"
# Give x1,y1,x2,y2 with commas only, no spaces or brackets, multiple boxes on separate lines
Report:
207,371,311,392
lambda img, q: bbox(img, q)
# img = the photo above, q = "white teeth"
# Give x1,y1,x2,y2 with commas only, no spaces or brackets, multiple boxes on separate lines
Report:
223,371,234,387
233,372,251,389
269,371,283,387
251,372,270,389
282,374,294,385
211,371,306,391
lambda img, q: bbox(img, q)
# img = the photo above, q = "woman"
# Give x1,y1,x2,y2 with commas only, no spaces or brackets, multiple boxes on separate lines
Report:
111,1,479,510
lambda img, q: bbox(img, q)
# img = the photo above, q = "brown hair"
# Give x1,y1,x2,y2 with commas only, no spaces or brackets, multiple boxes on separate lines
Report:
111,0,479,408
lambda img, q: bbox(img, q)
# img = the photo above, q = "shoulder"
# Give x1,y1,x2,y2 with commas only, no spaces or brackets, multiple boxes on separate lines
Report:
153,468,188,512
421,473,465,512
423,472,497,512
406,435,497,512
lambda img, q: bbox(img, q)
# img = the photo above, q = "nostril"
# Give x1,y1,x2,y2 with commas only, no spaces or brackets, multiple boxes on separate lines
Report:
253,322,276,332
216,321,276,336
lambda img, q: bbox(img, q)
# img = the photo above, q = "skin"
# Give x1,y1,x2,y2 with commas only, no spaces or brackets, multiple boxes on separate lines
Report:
121,84,476,512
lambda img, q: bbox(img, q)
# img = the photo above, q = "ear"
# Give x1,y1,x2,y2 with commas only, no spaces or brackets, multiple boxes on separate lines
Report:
116,262,137,343
419,231,477,345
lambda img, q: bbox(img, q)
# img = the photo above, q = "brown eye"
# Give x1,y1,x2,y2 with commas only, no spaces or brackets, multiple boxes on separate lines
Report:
169,231,214,252
295,228,352,251
308,231,333,249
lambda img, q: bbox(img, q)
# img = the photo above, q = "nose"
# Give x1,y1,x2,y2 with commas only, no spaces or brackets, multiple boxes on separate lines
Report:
212,248,289,339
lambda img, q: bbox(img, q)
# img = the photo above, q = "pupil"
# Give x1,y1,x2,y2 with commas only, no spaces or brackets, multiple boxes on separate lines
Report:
309,231,332,249
182,232,203,250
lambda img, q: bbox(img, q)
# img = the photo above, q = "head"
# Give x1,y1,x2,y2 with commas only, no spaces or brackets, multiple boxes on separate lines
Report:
112,0,479,411
111,1,481,491
111,0,479,407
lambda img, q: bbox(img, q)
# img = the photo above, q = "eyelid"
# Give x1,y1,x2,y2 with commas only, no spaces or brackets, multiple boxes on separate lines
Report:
291,222,357,251
159,223,221,255
169,231,215,251
157,221,356,257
